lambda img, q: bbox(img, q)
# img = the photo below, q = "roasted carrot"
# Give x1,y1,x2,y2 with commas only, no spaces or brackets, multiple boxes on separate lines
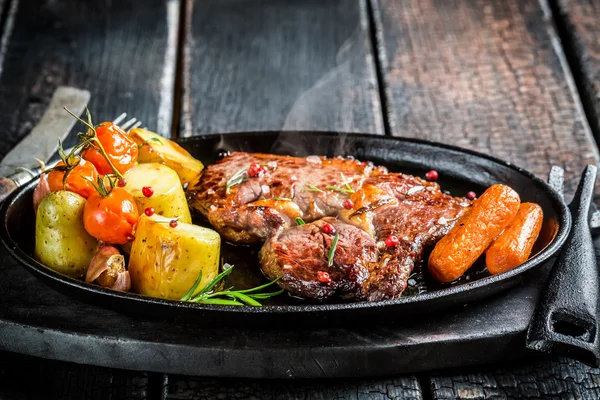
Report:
485,202,543,274
428,184,520,283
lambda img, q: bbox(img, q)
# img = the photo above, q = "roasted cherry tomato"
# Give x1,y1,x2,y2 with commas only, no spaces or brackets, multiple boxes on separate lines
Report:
82,122,138,175
47,158,99,198
83,188,139,244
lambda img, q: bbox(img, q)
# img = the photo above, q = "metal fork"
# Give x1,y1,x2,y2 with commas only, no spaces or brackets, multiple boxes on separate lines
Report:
4,112,144,196
112,112,143,132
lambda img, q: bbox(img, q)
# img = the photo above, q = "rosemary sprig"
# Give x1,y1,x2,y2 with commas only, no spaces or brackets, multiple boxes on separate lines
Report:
302,183,323,192
137,137,163,149
327,233,339,267
270,197,292,201
180,270,204,301
154,216,181,224
325,185,355,194
225,167,247,194
325,173,355,194
295,217,306,226
180,264,283,306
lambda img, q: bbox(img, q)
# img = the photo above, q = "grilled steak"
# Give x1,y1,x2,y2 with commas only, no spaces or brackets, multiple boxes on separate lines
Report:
260,217,378,300
188,152,386,244
260,173,470,301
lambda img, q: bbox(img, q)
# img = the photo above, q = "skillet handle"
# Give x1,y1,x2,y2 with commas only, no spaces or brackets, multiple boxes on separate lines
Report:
526,165,600,366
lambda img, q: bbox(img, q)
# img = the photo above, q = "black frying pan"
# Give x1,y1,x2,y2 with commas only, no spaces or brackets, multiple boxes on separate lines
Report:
0,132,571,328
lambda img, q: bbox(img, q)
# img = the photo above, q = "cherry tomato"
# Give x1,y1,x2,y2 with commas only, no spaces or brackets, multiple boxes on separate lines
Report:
47,158,99,198
82,122,138,175
83,188,139,244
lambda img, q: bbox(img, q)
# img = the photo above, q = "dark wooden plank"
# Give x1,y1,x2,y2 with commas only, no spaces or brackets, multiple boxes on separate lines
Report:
180,0,383,136
164,375,423,400
0,0,180,159
429,357,600,399
0,0,180,397
0,351,149,400
551,0,600,145
372,0,600,398
372,0,599,197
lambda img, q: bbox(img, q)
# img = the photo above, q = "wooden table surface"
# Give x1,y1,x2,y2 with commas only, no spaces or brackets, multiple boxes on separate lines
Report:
0,0,599,398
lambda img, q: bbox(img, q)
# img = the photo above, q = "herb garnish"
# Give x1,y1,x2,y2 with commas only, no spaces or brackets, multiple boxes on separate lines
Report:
225,167,247,194
63,107,127,181
295,217,306,226
325,173,355,194
302,183,323,193
137,137,163,149
407,186,424,196
327,233,339,266
325,185,355,194
180,264,283,306
271,197,292,201
154,216,181,224
84,175,116,197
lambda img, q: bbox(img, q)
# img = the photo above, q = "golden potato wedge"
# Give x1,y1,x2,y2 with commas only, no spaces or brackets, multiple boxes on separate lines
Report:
130,128,204,186
123,163,192,223
128,214,221,300
35,191,97,277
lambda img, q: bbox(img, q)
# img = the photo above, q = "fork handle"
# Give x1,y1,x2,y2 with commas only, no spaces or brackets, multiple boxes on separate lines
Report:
0,177,18,203
0,170,38,203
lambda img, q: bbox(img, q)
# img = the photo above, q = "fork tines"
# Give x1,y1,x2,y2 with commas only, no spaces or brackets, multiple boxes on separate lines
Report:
113,113,142,132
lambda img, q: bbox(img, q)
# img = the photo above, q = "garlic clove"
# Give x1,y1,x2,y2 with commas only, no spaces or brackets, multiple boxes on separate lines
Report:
33,174,51,214
109,270,131,292
85,245,128,291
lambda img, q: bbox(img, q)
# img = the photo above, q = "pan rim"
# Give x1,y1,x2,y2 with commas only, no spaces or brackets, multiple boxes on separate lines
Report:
0,131,572,316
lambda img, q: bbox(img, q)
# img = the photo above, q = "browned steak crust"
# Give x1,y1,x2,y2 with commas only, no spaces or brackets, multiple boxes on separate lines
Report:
259,218,378,300
190,152,471,301
188,152,386,244
260,173,470,301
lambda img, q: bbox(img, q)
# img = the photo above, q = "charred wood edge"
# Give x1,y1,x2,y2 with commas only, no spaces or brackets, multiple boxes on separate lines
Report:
170,0,188,140
547,0,600,149
365,0,391,137
0,0,17,77
148,372,168,400
364,0,426,394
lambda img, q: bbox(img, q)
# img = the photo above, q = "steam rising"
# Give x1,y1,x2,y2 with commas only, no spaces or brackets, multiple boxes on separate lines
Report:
212,7,382,159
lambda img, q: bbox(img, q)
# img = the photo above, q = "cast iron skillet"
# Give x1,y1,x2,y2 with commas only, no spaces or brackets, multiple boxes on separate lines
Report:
0,132,571,326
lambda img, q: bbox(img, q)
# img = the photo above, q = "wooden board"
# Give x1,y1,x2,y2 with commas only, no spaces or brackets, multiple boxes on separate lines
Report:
0,351,150,400
372,0,599,197
372,0,600,398
429,357,600,399
179,0,384,137
551,0,600,146
0,0,179,397
163,375,423,400
0,0,180,160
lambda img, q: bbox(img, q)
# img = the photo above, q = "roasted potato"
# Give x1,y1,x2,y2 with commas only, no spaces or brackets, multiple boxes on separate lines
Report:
130,128,204,186
123,163,192,223
128,214,221,300
35,190,97,277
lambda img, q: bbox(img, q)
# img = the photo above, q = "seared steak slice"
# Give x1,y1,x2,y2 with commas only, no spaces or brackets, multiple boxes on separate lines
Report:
260,173,470,301
259,217,378,300
188,152,386,244
339,174,470,300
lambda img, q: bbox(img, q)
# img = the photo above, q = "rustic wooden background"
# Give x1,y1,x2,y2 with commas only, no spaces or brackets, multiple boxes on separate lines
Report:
1,0,600,398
